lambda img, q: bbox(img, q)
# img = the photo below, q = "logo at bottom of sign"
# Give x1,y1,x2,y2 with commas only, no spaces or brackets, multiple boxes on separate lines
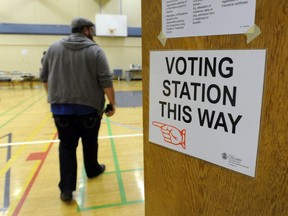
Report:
221,152,249,169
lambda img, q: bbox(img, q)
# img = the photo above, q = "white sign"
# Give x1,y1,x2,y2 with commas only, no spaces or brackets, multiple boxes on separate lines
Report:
163,0,256,38
149,50,266,177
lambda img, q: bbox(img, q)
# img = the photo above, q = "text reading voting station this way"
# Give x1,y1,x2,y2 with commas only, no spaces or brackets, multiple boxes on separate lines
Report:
159,56,241,134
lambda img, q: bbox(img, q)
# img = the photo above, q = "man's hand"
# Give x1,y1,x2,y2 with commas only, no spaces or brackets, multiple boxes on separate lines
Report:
105,104,116,117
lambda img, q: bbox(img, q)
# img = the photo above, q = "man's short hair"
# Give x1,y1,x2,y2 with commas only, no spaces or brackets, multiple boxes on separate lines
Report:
71,17,94,33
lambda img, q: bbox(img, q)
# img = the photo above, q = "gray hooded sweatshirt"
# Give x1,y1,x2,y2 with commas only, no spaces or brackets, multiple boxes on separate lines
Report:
40,33,113,115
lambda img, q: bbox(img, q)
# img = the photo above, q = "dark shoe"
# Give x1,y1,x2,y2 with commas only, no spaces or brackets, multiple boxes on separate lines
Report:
96,164,106,176
88,164,106,179
60,191,73,202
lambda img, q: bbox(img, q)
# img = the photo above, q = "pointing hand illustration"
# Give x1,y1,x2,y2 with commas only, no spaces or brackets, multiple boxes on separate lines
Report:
152,121,186,149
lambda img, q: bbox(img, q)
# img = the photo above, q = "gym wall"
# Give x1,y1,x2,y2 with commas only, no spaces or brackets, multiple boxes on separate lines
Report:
0,0,141,75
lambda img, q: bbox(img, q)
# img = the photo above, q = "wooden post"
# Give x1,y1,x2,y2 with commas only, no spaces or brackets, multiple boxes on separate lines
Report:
142,0,288,215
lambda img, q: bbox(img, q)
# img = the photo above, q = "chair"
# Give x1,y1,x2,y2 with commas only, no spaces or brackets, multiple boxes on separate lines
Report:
113,69,123,81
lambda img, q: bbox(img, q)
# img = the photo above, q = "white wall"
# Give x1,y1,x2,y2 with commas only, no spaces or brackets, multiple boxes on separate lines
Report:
0,0,142,76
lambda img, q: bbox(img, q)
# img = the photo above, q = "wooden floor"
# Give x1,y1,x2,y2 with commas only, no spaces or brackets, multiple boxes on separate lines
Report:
0,80,144,216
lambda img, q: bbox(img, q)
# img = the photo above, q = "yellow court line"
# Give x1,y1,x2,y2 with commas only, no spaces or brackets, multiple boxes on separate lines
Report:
5,161,41,216
0,113,52,177
26,113,53,141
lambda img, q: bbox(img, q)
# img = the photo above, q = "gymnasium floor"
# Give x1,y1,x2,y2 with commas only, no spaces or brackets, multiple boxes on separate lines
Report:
0,80,144,216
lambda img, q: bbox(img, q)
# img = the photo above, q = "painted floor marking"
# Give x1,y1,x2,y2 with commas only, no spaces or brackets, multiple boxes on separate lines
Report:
0,133,143,147
77,117,144,212
12,134,57,216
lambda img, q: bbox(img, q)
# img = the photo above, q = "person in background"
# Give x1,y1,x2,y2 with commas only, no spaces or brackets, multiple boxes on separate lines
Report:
40,17,116,202
41,51,46,65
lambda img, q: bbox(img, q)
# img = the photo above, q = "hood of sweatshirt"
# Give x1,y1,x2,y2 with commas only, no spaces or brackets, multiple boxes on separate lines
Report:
61,33,96,50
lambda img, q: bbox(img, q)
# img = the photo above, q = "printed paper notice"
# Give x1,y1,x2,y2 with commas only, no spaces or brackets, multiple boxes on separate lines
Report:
163,0,256,38
149,50,266,177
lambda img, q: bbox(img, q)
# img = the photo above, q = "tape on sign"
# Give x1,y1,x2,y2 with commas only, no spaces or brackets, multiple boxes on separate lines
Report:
245,24,261,44
158,31,167,46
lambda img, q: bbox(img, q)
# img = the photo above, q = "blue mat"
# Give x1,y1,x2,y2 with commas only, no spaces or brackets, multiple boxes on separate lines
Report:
115,91,142,107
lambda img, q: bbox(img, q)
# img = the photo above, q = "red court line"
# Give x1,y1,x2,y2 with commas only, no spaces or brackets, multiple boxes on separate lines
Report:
26,152,47,161
12,133,57,216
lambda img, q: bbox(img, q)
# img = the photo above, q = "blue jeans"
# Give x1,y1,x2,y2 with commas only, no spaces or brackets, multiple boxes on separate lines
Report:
53,112,102,192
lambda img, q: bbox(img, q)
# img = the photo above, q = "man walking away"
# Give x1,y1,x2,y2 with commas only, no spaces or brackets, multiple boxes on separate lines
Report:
40,17,116,202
